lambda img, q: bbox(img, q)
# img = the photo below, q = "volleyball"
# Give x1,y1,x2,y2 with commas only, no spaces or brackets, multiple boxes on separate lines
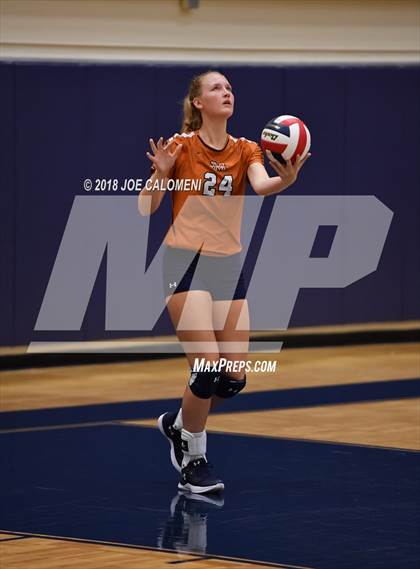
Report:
260,115,311,164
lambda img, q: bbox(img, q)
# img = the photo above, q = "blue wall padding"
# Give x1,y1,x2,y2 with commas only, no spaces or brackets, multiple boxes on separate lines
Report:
1,62,419,345
0,63,16,346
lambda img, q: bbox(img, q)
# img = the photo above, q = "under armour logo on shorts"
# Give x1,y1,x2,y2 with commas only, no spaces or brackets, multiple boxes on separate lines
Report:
169,282,177,289
189,373,197,386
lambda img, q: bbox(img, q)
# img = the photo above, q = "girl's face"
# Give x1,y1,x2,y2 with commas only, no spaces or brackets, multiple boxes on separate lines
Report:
193,72,234,120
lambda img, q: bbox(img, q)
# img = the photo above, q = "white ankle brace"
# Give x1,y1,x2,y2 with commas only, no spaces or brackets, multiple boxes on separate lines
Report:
181,429,207,466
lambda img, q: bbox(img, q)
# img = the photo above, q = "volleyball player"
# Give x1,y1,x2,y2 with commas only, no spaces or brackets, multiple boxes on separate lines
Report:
138,71,309,494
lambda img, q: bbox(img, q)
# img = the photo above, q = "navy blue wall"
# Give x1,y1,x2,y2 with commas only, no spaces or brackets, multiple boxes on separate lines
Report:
1,62,419,346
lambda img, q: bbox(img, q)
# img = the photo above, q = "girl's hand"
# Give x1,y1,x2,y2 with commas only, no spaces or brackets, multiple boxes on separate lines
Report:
266,150,311,188
146,137,182,177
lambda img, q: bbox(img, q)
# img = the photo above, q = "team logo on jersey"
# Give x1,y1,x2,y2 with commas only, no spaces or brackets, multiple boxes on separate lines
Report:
210,160,227,172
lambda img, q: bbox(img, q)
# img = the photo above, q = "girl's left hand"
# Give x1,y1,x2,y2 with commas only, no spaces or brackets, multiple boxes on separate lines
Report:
266,150,311,187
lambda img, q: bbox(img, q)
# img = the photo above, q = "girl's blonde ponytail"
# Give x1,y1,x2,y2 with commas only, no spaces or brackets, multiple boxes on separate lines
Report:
181,71,216,133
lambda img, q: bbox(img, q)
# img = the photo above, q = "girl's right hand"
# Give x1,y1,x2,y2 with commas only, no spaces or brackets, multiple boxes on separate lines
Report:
146,137,182,177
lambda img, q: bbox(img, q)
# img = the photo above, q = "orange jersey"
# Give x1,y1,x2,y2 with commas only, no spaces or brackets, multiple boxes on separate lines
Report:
164,131,264,255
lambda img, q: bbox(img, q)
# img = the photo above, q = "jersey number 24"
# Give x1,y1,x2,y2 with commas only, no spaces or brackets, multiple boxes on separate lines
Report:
203,173,233,196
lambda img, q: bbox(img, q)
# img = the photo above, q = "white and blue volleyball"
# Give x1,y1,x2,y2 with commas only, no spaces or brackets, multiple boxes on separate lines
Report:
260,115,311,164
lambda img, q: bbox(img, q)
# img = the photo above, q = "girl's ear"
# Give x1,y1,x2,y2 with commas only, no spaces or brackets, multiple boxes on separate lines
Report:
192,97,202,110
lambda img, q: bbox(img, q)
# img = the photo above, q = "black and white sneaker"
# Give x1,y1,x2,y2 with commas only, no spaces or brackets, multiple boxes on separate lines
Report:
178,458,224,494
158,412,183,473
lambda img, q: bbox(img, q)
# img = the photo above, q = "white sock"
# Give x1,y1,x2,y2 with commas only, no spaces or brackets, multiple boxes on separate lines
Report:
174,409,183,431
181,429,207,467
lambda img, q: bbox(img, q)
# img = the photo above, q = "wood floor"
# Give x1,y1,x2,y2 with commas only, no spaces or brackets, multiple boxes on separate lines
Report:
0,535,297,569
1,339,418,568
1,343,418,410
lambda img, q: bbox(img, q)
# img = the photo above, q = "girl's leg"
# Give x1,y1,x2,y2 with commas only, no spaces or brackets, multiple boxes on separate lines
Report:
212,299,250,409
160,291,245,493
166,290,219,432
164,289,225,492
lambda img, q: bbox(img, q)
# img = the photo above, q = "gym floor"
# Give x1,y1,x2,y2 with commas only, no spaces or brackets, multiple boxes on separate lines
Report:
1,339,419,568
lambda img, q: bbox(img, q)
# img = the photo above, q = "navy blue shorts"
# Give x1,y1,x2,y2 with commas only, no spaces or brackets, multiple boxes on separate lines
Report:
162,246,247,301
